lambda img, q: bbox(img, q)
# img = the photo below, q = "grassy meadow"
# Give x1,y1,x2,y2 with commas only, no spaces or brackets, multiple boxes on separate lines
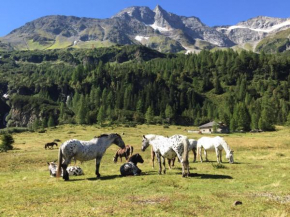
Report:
0,124,290,216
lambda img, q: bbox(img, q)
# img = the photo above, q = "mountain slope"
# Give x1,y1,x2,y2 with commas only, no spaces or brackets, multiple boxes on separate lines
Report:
1,5,290,53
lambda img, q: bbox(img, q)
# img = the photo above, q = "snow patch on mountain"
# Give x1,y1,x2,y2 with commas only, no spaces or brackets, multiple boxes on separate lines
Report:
223,19,290,33
150,23,171,32
135,35,150,42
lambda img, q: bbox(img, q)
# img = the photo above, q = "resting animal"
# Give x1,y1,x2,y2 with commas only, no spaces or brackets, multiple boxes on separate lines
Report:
47,161,84,177
120,153,144,176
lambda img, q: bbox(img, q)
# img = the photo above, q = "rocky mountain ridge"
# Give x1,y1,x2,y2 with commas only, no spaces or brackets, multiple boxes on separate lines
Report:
1,5,290,53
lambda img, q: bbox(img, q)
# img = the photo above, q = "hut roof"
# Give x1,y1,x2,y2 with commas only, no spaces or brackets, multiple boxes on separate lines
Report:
199,121,216,129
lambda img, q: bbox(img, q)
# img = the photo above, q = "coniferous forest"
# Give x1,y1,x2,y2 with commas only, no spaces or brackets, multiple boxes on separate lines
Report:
1,45,290,131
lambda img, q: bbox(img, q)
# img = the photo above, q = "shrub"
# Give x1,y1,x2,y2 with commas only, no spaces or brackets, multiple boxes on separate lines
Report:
0,134,14,152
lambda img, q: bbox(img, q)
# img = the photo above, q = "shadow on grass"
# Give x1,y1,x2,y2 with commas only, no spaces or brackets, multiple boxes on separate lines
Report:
142,170,158,176
188,173,233,179
66,178,87,182
86,174,120,181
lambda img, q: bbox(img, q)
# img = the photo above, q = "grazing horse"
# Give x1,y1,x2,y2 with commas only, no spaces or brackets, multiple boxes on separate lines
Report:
197,136,234,164
120,153,144,176
45,142,58,149
57,133,125,180
113,145,134,163
47,162,84,177
141,134,190,177
188,139,197,162
151,146,176,169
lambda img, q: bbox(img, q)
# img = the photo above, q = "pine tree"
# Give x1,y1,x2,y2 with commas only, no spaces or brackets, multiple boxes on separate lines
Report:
32,118,40,131
97,106,106,125
0,134,14,151
77,95,88,124
48,115,55,128
165,104,174,124
145,106,154,124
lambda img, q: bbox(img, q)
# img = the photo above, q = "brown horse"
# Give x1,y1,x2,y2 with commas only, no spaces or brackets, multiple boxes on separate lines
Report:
113,145,134,163
45,142,58,149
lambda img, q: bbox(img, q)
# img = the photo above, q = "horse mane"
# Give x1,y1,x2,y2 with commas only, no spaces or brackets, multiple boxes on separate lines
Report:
96,133,122,139
97,134,109,138
216,136,231,151
145,134,158,140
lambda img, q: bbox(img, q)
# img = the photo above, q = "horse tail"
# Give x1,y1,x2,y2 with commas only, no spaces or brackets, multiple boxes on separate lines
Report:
182,138,189,163
56,148,63,178
151,146,155,168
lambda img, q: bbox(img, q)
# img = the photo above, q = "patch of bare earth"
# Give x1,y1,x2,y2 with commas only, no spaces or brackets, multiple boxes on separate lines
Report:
253,192,290,204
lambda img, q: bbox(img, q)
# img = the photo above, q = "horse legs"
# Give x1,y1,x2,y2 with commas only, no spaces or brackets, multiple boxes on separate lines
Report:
151,148,155,169
215,148,220,163
182,159,190,177
198,146,203,163
204,150,209,162
219,150,222,163
95,157,102,178
162,156,166,174
156,153,162,175
61,159,70,181
168,158,175,169
193,149,197,162
167,159,172,169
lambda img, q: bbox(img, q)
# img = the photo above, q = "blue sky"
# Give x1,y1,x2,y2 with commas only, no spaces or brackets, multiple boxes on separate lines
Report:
0,0,289,37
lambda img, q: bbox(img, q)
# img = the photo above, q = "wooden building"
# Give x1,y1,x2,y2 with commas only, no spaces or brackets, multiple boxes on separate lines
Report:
199,121,229,134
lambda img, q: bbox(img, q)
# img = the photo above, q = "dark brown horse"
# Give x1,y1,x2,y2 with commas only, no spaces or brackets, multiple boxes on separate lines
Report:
113,145,134,163
45,142,58,149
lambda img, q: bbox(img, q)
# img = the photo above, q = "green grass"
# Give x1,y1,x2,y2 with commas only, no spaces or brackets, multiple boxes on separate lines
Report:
0,124,290,216
27,39,53,50
74,40,115,49
47,36,72,50
256,29,290,53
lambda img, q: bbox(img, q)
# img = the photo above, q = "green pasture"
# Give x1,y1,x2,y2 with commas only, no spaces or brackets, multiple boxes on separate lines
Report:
0,125,290,216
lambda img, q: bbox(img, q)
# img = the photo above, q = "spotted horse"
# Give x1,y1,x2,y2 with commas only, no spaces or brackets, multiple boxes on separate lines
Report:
57,133,125,181
47,161,84,177
141,134,190,177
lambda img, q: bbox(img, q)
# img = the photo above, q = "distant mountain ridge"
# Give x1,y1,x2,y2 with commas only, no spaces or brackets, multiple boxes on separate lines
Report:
1,5,290,53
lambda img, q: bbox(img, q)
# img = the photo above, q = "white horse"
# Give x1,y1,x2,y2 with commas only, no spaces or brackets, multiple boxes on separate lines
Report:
188,139,197,162
57,133,125,180
141,134,190,177
197,136,234,164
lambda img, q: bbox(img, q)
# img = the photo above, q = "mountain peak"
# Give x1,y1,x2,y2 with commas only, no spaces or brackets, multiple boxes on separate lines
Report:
153,5,166,14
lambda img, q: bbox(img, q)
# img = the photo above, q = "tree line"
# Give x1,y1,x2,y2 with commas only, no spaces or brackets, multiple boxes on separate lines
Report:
1,46,290,131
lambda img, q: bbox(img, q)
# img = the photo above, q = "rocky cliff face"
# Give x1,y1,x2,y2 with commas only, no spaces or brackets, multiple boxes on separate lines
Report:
215,16,290,49
0,98,10,128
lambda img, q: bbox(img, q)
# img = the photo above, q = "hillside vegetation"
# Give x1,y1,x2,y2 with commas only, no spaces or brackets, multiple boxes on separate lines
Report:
1,45,290,131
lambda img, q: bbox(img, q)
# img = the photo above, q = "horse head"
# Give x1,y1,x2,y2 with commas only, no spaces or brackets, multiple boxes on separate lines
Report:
226,150,234,164
129,153,144,165
111,133,125,149
47,161,58,177
141,135,150,152
113,151,118,163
